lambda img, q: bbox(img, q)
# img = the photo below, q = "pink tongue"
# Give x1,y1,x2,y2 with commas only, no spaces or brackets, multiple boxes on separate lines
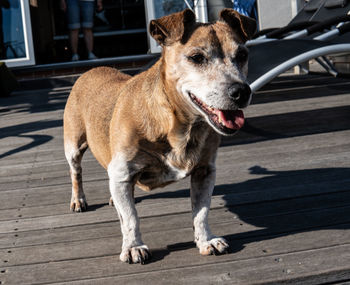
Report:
216,110,245,130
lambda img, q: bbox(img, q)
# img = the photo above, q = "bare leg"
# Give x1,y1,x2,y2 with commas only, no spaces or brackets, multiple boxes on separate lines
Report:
69,29,79,55
83,28,93,53
191,163,229,255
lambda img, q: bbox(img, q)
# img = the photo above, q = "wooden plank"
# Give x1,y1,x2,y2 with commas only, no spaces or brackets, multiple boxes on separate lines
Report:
245,93,350,118
1,230,350,284
0,171,347,217
1,127,348,183
0,150,349,219
0,130,348,187
1,126,350,190
0,158,101,182
1,171,349,231
0,131,348,204
1,189,350,248
47,244,350,285
1,200,350,266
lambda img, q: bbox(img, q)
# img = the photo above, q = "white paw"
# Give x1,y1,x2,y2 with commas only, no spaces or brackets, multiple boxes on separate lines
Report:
197,237,229,255
70,196,88,212
120,245,151,264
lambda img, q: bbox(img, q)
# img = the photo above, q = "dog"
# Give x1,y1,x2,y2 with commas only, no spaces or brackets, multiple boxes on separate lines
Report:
63,8,256,264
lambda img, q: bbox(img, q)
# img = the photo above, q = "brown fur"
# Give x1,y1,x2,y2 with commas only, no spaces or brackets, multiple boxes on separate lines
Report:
64,59,219,190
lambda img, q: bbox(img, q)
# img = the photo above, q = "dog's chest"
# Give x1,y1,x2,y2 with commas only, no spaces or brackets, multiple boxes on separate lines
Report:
136,154,191,191
164,159,189,180
136,123,213,191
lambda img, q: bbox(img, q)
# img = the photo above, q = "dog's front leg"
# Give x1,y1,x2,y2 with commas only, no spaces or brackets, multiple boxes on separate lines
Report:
108,159,150,264
191,164,230,255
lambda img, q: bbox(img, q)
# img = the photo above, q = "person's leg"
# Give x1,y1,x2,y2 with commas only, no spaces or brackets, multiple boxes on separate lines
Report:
66,0,80,60
81,1,97,59
82,28,93,53
69,29,79,59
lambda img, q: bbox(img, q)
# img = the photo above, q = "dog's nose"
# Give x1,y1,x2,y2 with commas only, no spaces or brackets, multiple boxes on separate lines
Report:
227,83,251,102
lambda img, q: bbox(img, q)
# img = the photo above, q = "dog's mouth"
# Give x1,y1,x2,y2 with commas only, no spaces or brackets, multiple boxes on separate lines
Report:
188,93,244,135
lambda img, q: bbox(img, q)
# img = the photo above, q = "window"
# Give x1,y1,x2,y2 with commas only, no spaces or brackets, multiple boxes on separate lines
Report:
1,0,35,67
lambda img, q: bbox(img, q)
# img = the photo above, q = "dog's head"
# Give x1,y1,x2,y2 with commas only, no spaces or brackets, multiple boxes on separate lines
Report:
150,9,256,136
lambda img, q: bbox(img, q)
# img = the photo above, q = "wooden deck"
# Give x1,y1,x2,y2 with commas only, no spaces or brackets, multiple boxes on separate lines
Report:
0,73,350,284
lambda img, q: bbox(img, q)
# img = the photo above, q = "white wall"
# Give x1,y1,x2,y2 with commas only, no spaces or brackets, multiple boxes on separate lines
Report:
257,0,305,29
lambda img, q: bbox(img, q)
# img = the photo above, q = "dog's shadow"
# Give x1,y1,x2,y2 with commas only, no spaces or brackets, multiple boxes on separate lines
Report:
146,241,196,264
87,203,109,211
148,239,244,264
136,166,350,262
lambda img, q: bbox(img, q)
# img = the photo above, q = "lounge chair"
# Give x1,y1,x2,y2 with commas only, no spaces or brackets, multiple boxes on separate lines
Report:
251,0,350,44
248,21,350,92
253,0,325,40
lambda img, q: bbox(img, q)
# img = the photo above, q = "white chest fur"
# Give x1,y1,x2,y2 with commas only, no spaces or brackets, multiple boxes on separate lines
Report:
164,159,188,181
135,156,190,191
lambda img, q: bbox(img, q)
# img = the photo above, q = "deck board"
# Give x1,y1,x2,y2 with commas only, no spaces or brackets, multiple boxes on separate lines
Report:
0,74,349,284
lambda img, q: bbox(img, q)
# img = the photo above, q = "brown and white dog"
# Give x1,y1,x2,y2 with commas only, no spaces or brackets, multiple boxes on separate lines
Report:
63,8,256,264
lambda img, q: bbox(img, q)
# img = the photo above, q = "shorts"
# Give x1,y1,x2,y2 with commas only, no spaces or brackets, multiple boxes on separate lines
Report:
67,0,95,29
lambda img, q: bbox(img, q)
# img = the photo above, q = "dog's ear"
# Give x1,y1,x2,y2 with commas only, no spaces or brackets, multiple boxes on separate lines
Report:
149,9,196,46
219,8,256,42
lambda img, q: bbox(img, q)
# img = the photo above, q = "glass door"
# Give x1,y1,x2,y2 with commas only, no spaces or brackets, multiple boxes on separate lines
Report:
1,0,35,67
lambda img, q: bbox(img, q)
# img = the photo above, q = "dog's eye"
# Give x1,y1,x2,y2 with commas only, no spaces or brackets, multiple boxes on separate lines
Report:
188,53,206,65
235,49,248,64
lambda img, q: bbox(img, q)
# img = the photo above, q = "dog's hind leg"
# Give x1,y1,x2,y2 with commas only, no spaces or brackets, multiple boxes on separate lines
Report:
65,141,88,212
64,93,89,213
64,138,88,212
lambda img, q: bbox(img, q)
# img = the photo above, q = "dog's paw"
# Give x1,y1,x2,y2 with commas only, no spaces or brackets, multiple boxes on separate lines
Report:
70,197,88,212
197,237,229,256
120,245,151,264
109,196,114,206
